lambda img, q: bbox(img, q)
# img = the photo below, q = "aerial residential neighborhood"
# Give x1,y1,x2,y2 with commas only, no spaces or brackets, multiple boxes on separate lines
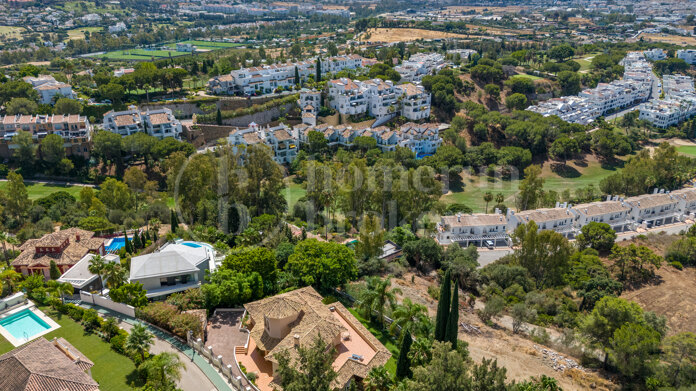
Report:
0,0,695,391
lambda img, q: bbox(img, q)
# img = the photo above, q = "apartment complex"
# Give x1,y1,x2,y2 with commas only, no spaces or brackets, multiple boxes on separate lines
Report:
102,106,183,139
644,48,667,61
228,122,297,164
639,75,696,128
326,78,432,121
0,114,92,159
527,51,653,125
436,188,696,246
23,75,75,104
394,53,448,82
677,49,696,65
207,55,364,96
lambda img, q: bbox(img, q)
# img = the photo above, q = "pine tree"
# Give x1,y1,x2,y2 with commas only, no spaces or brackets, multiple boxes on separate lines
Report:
434,271,451,342
216,108,222,125
124,232,132,254
396,331,413,379
445,284,459,349
133,231,142,249
316,58,322,82
49,260,61,280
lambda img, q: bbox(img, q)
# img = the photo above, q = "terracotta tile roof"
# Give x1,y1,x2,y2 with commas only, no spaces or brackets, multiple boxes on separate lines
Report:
514,208,573,223
671,188,696,202
13,228,103,268
148,113,170,126
625,193,679,209
0,337,99,391
242,132,263,144
273,129,293,142
113,114,137,127
573,201,630,217
442,213,507,227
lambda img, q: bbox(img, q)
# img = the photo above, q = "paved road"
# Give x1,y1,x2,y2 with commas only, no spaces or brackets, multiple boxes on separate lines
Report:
119,321,218,391
0,178,96,187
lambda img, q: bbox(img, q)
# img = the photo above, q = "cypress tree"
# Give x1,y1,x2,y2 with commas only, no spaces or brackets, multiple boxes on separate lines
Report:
170,210,178,233
395,331,413,379
124,232,132,254
316,58,322,82
133,231,142,249
294,66,300,85
49,260,61,280
152,229,158,242
445,283,459,349
216,108,222,125
434,271,451,342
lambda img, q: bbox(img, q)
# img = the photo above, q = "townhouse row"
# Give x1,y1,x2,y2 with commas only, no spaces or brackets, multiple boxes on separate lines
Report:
224,121,445,164
527,51,653,125
323,78,431,121
394,53,448,83
0,113,92,159
639,74,696,128
437,188,696,247
101,106,183,140
206,55,365,96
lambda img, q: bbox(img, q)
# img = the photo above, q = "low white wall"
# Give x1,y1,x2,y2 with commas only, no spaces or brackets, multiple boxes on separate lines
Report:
80,291,136,317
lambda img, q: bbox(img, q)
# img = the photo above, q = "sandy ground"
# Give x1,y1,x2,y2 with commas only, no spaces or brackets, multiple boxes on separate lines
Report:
635,33,696,46
389,273,617,390
360,28,475,43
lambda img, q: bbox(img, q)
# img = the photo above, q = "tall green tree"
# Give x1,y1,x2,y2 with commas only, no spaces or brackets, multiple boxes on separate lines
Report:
445,284,459,348
511,221,572,289
396,331,413,379
390,298,430,338
140,352,185,391
661,332,696,388
356,215,385,260
6,171,30,220
516,165,544,211
316,57,322,82
12,132,36,174
87,255,107,295
216,108,222,125
358,276,401,328
275,337,337,391
49,260,61,280
285,239,357,290
126,323,154,362
435,271,452,342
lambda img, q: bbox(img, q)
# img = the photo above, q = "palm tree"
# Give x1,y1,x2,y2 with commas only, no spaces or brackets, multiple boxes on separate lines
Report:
389,298,431,338
0,269,22,294
483,191,493,213
47,281,74,304
140,352,185,390
408,337,433,368
363,366,393,391
126,323,154,362
358,277,402,328
103,262,127,290
88,255,107,295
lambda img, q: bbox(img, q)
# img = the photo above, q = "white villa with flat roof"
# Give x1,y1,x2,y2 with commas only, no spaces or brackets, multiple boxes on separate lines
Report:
436,213,510,247
508,206,576,237
625,191,681,227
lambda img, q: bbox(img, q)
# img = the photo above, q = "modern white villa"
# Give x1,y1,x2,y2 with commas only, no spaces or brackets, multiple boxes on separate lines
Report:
102,106,183,139
129,242,215,300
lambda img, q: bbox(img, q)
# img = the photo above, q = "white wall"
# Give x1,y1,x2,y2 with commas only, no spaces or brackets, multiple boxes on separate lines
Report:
80,291,135,317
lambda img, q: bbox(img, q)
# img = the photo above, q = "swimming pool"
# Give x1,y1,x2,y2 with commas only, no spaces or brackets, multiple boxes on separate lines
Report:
105,237,126,252
181,242,202,248
0,309,54,345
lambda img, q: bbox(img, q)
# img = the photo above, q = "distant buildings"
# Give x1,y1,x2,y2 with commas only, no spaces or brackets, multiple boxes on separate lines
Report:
23,75,75,105
395,53,448,83
527,51,653,125
447,49,478,61
677,49,696,65
207,55,364,96
108,21,127,33
639,75,696,128
176,43,196,52
102,106,182,139
644,48,666,61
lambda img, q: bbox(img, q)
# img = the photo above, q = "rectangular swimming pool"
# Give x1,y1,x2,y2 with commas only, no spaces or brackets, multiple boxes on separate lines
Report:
0,309,51,341
105,237,126,252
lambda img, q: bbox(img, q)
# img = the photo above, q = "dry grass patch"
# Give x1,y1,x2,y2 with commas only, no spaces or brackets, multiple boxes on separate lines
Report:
636,33,696,46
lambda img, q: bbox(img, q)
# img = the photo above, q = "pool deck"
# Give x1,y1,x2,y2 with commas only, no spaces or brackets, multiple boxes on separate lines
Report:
0,303,61,346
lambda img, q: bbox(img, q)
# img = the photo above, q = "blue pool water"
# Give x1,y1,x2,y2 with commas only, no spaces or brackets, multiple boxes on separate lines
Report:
105,237,126,252
0,309,51,340
416,153,434,160
181,242,202,248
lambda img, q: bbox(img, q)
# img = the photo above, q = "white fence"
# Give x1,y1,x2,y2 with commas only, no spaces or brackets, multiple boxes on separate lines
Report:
187,332,244,391
79,292,136,317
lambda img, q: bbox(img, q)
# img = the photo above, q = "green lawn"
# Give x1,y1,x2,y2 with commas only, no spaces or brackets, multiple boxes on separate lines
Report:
0,307,137,391
443,160,622,212
347,308,399,376
165,40,242,49
676,145,696,157
282,180,306,210
0,26,25,42
67,27,103,41
0,181,84,200
510,74,544,81
100,49,189,60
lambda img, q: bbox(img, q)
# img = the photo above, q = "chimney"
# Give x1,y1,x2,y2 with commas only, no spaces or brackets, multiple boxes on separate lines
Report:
555,201,560,208
293,334,300,348
75,234,80,242
606,195,611,202
457,213,461,223
654,188,659,194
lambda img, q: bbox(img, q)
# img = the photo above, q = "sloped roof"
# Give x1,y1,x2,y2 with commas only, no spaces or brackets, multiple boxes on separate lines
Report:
0,337,98,391
130,243,208,280
12,228,103,268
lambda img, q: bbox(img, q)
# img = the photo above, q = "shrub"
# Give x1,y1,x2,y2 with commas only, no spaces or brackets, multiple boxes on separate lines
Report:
670,261,683,270
322,295,338,305
110,331,128,354
68,305,85,321
81,309,101,332
138,302,203,339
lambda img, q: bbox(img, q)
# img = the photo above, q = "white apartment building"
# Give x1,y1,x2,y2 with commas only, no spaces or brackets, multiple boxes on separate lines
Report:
625,191,681,227
447,49,478,61
507,206,576,237
23,75,75,105
527,52,652,125
0,114,92,159
397,83,432,121
228,123,297,164
672,187,696,217
207,55,363,96
640,75,696,128
395,53,447,83
108,22,127,34
570,200,632,232
644,48,666,61
677,49,696,65
327,78,368,116
298,89,321,115
362,79,400,120
436,213,510,247
102,106,182,139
